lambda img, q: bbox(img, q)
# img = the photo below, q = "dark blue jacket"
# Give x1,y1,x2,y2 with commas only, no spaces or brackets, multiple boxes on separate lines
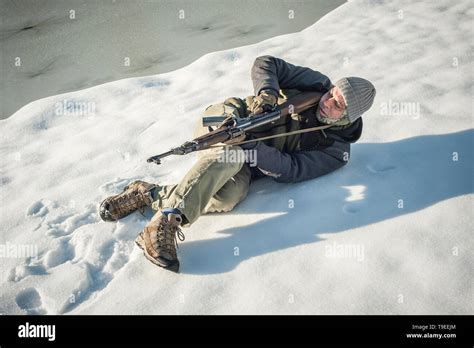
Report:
242,55,362,183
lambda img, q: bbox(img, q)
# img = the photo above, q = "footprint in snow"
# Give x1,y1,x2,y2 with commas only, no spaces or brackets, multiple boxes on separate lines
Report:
18,192,136,312
26,200,49,217
8,256,48,283
15,287,47,315
60,239,133,313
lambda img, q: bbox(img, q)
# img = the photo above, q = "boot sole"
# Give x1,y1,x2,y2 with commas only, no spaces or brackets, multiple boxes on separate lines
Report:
135,233,180,273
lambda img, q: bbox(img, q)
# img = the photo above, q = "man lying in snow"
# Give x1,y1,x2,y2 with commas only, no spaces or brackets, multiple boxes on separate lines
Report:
98,55,376,272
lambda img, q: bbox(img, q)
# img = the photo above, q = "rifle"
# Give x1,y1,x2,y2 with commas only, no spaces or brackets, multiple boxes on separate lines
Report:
146,91,322,165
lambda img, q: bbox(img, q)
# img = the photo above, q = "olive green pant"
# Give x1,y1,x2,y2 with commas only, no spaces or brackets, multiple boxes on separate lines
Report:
149,104,252,227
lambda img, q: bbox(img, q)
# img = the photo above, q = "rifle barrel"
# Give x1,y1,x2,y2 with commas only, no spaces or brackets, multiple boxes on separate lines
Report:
146,149,175,164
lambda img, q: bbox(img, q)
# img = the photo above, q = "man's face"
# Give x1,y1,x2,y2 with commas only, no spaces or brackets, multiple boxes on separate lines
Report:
318,86,347,119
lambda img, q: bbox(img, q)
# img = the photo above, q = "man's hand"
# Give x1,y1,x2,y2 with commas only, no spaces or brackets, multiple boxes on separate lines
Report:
249,90,277,115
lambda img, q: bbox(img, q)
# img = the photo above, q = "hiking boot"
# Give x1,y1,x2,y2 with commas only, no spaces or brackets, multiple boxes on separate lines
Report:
99,180,157,222
135,209,185,273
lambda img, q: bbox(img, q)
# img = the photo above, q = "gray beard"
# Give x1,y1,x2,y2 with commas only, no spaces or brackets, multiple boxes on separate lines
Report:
316,105,351,126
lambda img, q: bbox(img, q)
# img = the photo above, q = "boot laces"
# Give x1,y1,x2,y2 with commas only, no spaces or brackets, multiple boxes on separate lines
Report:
157,218,185,251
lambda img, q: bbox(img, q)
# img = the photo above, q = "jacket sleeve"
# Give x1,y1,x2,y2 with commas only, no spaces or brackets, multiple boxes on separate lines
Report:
251,55,333,97
243,140,350,183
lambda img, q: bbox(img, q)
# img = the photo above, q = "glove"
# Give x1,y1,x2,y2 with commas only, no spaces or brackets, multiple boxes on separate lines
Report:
249,90,277,115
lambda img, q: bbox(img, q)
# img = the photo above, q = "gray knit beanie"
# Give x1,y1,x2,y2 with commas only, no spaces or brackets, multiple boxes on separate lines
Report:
334,77,376,123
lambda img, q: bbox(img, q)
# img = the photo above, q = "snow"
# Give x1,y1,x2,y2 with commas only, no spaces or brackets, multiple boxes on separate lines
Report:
0,0,472,314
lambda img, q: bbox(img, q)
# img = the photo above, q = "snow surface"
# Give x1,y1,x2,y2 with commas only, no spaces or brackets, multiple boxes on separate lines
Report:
0,0,472,314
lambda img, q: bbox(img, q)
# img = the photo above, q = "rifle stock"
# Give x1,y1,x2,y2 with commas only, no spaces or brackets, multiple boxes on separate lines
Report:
278,90,321,115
